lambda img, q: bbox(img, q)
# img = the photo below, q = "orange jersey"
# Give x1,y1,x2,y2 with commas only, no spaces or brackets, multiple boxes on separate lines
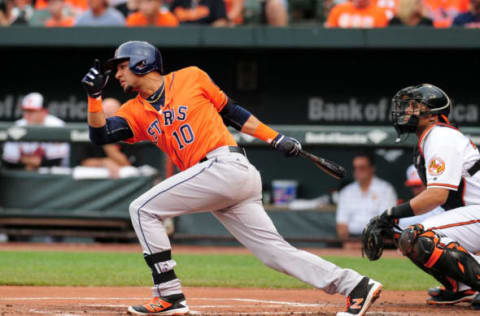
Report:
115,66,237,171
423,0,469,27
126,10,179,27
327,2,388,28
223,0,243,24
45,17,75,27
36,0,87,11
376,0,397,19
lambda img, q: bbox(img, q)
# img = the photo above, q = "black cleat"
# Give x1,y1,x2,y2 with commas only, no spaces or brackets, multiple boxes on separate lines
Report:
427,287,477,305
337,277,382,316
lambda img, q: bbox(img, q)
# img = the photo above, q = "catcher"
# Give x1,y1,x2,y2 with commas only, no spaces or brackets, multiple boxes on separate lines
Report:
362,84,480,307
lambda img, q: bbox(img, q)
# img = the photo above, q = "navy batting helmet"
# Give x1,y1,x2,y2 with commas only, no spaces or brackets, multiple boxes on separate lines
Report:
106,41,163,75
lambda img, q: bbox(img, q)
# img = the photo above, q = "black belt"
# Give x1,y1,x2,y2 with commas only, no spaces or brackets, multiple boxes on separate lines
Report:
468,160,480,176
200,146,245,163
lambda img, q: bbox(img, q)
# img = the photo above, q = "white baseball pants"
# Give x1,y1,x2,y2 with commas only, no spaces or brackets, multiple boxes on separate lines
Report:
129,146,363,297
422,205,480,261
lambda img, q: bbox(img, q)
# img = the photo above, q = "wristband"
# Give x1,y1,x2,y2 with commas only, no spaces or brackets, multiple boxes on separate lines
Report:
88,96,103,113
252,122,279,144
389,202,414,219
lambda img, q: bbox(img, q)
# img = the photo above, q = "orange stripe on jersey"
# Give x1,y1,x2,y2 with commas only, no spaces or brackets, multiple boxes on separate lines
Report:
429,219,480,231
114,66,237,171
427,183,458,189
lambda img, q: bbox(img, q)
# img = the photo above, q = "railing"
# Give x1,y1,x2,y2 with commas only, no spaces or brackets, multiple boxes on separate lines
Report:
2,122,480,147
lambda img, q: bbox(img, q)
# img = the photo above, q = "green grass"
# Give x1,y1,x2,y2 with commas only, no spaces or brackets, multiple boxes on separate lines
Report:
0,251,438,290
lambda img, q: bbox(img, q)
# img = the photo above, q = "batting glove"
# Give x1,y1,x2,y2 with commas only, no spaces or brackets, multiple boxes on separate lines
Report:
272,134,302,157
81,59,111,98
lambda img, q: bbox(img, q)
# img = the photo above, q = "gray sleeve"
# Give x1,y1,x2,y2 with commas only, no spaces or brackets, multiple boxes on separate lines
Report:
112,8,126,25
74,14,86,26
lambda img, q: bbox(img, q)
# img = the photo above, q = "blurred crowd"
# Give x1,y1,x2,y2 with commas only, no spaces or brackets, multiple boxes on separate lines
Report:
0,0,288,27
0,92,146,179
0,0,478,27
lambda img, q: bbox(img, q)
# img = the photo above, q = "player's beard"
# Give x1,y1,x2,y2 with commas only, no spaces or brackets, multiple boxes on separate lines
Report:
124,84,134,94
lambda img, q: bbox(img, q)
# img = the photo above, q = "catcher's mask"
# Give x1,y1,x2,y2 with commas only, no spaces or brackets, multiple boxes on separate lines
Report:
391,83,452,142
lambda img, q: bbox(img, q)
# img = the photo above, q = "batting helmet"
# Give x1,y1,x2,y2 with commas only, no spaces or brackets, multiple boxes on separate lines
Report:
391,83,452,139
106,41,163,75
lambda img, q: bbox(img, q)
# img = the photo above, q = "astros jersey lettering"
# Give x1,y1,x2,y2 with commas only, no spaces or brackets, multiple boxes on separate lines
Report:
115,66,237,170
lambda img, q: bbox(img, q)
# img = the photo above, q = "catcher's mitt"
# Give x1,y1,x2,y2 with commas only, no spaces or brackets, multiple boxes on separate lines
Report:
361,214,401,261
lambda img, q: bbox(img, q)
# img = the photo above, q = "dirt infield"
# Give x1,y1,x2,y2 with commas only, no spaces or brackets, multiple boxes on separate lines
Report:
0,242,399,258
0,286,476,316
0,243,477,315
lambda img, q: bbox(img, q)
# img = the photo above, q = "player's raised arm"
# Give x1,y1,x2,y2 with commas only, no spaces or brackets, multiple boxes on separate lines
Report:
81,59,133,145
82,59,110,127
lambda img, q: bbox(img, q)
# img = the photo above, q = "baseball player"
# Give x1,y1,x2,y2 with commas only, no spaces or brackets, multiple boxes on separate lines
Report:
371,84,480,306
81,41,382,316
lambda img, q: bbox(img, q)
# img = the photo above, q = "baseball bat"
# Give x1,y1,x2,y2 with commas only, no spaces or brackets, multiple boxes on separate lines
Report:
299,149,346,180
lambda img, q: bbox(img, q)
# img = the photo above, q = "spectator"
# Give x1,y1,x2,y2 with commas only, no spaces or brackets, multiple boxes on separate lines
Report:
398,165,444,229
453,0,480,27
115,0,139,17
0,0,12,25
126,0,178,26
2,93,70,171
336,152,397,244
75,0,125,25
389,0,433,25
423,0,469,27
263,0,287,25
79,98,132,179
170,0,227,26
44,0,75,26
321,0,338,22
224,0,243,25
376,0,397,20
326,0,389,27
35,0,87,18
9,0,34,24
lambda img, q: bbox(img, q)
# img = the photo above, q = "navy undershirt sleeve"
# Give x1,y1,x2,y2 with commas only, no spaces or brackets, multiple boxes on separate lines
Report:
220,99,252,131
89,116,134,145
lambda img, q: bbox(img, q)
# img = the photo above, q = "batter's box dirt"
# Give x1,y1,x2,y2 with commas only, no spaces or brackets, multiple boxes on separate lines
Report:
0,286,478,316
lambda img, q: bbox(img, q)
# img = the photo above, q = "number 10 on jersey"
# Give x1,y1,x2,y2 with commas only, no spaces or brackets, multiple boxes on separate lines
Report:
172,124,195,149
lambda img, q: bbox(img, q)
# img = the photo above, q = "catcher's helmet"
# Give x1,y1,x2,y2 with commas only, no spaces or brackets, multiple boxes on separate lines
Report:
106,41,163,75
391,83,451,140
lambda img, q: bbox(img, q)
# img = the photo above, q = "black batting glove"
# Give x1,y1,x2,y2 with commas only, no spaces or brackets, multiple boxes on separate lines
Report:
271,134,302,157
81,59,111,98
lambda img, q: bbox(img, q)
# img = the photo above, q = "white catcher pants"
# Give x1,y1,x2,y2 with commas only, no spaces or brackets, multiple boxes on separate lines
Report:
422,205,480,260
129,146,363,297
